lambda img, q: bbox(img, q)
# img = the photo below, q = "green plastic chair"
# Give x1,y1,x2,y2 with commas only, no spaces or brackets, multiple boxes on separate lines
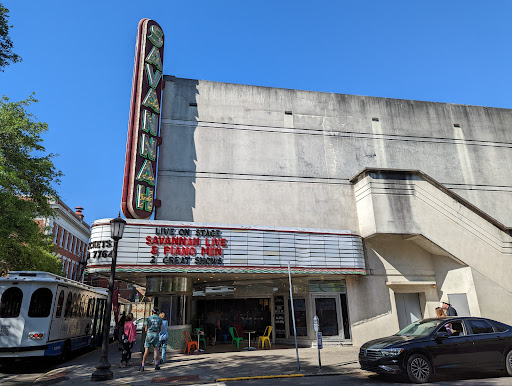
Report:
229,327,244,350
195,327,207,349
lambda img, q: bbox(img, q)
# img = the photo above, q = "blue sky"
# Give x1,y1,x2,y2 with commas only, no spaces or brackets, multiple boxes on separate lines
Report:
1,1,511,224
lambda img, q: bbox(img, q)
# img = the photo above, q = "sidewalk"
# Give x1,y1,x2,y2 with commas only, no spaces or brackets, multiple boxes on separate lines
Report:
33,339,362,385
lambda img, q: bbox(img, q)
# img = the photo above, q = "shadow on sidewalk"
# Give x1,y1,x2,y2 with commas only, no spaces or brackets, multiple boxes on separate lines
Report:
33,339,361,385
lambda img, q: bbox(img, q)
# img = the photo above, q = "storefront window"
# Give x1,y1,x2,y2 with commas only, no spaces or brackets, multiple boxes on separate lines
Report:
171,295,185,325
159,295,187,325
340,293,351,339
193,298,271,338
147,276,191,294
288,298,308,336
274,296,286,338
314,297,339,336
309,280,346,293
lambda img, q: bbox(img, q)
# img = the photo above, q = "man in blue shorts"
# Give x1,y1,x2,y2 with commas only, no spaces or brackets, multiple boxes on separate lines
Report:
140,308,163,371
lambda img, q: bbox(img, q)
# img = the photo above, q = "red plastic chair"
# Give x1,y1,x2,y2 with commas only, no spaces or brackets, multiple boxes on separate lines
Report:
183,330,198,354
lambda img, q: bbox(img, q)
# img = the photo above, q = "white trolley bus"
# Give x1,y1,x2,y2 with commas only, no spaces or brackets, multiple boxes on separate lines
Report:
0,271,111,361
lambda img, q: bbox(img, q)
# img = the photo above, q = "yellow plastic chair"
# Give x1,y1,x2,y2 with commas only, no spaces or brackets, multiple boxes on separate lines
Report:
258,326,272,349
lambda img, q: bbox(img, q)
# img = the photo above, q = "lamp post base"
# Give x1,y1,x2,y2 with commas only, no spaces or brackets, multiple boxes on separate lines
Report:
91,356,113,381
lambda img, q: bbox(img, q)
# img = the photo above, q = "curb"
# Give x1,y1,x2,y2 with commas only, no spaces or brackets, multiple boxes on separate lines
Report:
216,369,365,382
304,369,363,377
216,374,304,382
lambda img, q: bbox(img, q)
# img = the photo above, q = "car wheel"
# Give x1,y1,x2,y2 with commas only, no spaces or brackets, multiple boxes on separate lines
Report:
506,349,512,376
406,353,432,384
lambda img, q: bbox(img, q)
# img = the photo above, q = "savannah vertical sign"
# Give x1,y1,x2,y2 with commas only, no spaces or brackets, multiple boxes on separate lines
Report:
122,19,164,219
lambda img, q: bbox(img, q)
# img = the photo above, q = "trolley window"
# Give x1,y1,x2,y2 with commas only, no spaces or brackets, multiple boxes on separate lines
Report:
64,292,73,317
78,294,83,317
85,296,90,317
56,290,65,318
81,295,85,317
0,287,23,318
72,293,78,317
28,288,53,317
89,298,96,318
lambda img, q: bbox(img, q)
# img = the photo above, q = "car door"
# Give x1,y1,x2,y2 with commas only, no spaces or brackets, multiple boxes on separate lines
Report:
466,319,506,368
428,320,477,370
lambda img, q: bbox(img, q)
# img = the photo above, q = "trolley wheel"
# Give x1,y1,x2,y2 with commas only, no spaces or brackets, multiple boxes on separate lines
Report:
0,358,15,368
58,340,72,363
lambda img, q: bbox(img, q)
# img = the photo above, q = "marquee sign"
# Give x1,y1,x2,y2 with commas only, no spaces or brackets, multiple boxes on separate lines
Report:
146,227,227,265
122,19,164,219
86,220,367,275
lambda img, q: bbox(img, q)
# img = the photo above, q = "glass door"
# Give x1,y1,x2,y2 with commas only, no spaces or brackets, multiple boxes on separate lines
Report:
313,295,342,337
159,295,187,325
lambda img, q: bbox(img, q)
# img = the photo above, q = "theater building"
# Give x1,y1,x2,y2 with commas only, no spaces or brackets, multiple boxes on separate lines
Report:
86,19,512,347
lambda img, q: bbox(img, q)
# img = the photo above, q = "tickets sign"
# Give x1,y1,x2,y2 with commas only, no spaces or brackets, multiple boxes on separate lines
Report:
122,19,164,219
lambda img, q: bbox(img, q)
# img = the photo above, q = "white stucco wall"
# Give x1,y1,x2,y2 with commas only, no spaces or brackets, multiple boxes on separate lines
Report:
158,78,512,228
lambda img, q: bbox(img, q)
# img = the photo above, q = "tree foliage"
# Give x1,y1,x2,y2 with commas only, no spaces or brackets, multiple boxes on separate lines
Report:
0,3,21,71
0,95,63,275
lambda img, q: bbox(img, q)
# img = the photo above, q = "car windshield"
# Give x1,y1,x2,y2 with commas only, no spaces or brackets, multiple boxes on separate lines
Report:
396,320,440,337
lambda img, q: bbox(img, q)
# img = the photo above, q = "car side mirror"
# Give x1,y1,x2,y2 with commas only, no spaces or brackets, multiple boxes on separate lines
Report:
435,331,450,340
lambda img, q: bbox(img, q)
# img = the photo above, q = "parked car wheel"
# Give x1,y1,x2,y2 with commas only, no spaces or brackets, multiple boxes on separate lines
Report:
506,349,512,376
406,353,432,384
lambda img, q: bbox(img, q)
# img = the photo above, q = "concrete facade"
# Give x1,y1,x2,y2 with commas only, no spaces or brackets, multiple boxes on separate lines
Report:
151,77,512,345
157,77,512,228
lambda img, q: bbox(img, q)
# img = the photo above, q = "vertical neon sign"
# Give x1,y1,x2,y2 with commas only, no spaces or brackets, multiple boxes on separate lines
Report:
122,19,164,219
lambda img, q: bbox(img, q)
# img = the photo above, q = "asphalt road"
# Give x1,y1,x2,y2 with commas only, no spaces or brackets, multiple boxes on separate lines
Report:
229,371,512,385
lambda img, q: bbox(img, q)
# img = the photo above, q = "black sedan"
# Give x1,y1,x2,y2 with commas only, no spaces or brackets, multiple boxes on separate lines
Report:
359,316,512,383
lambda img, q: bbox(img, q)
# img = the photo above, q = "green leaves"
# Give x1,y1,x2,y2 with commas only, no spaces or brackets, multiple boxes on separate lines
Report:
0,95,63,275
0,4,21,71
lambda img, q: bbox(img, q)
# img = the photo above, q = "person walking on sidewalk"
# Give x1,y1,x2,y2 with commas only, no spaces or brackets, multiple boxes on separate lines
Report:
159,312,169,364
140,308,163,371
120,313,136,367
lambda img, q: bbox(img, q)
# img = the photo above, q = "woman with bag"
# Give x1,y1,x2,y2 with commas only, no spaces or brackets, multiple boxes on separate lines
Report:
120,313,136,367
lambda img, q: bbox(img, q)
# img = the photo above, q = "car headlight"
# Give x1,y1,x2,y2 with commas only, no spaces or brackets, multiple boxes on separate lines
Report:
380,348,404,357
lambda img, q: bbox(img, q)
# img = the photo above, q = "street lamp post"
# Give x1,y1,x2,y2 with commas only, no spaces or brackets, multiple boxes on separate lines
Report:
91,214,126,381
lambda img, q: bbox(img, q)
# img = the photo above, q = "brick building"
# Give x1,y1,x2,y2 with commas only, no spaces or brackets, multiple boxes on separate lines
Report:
35,201,90,281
